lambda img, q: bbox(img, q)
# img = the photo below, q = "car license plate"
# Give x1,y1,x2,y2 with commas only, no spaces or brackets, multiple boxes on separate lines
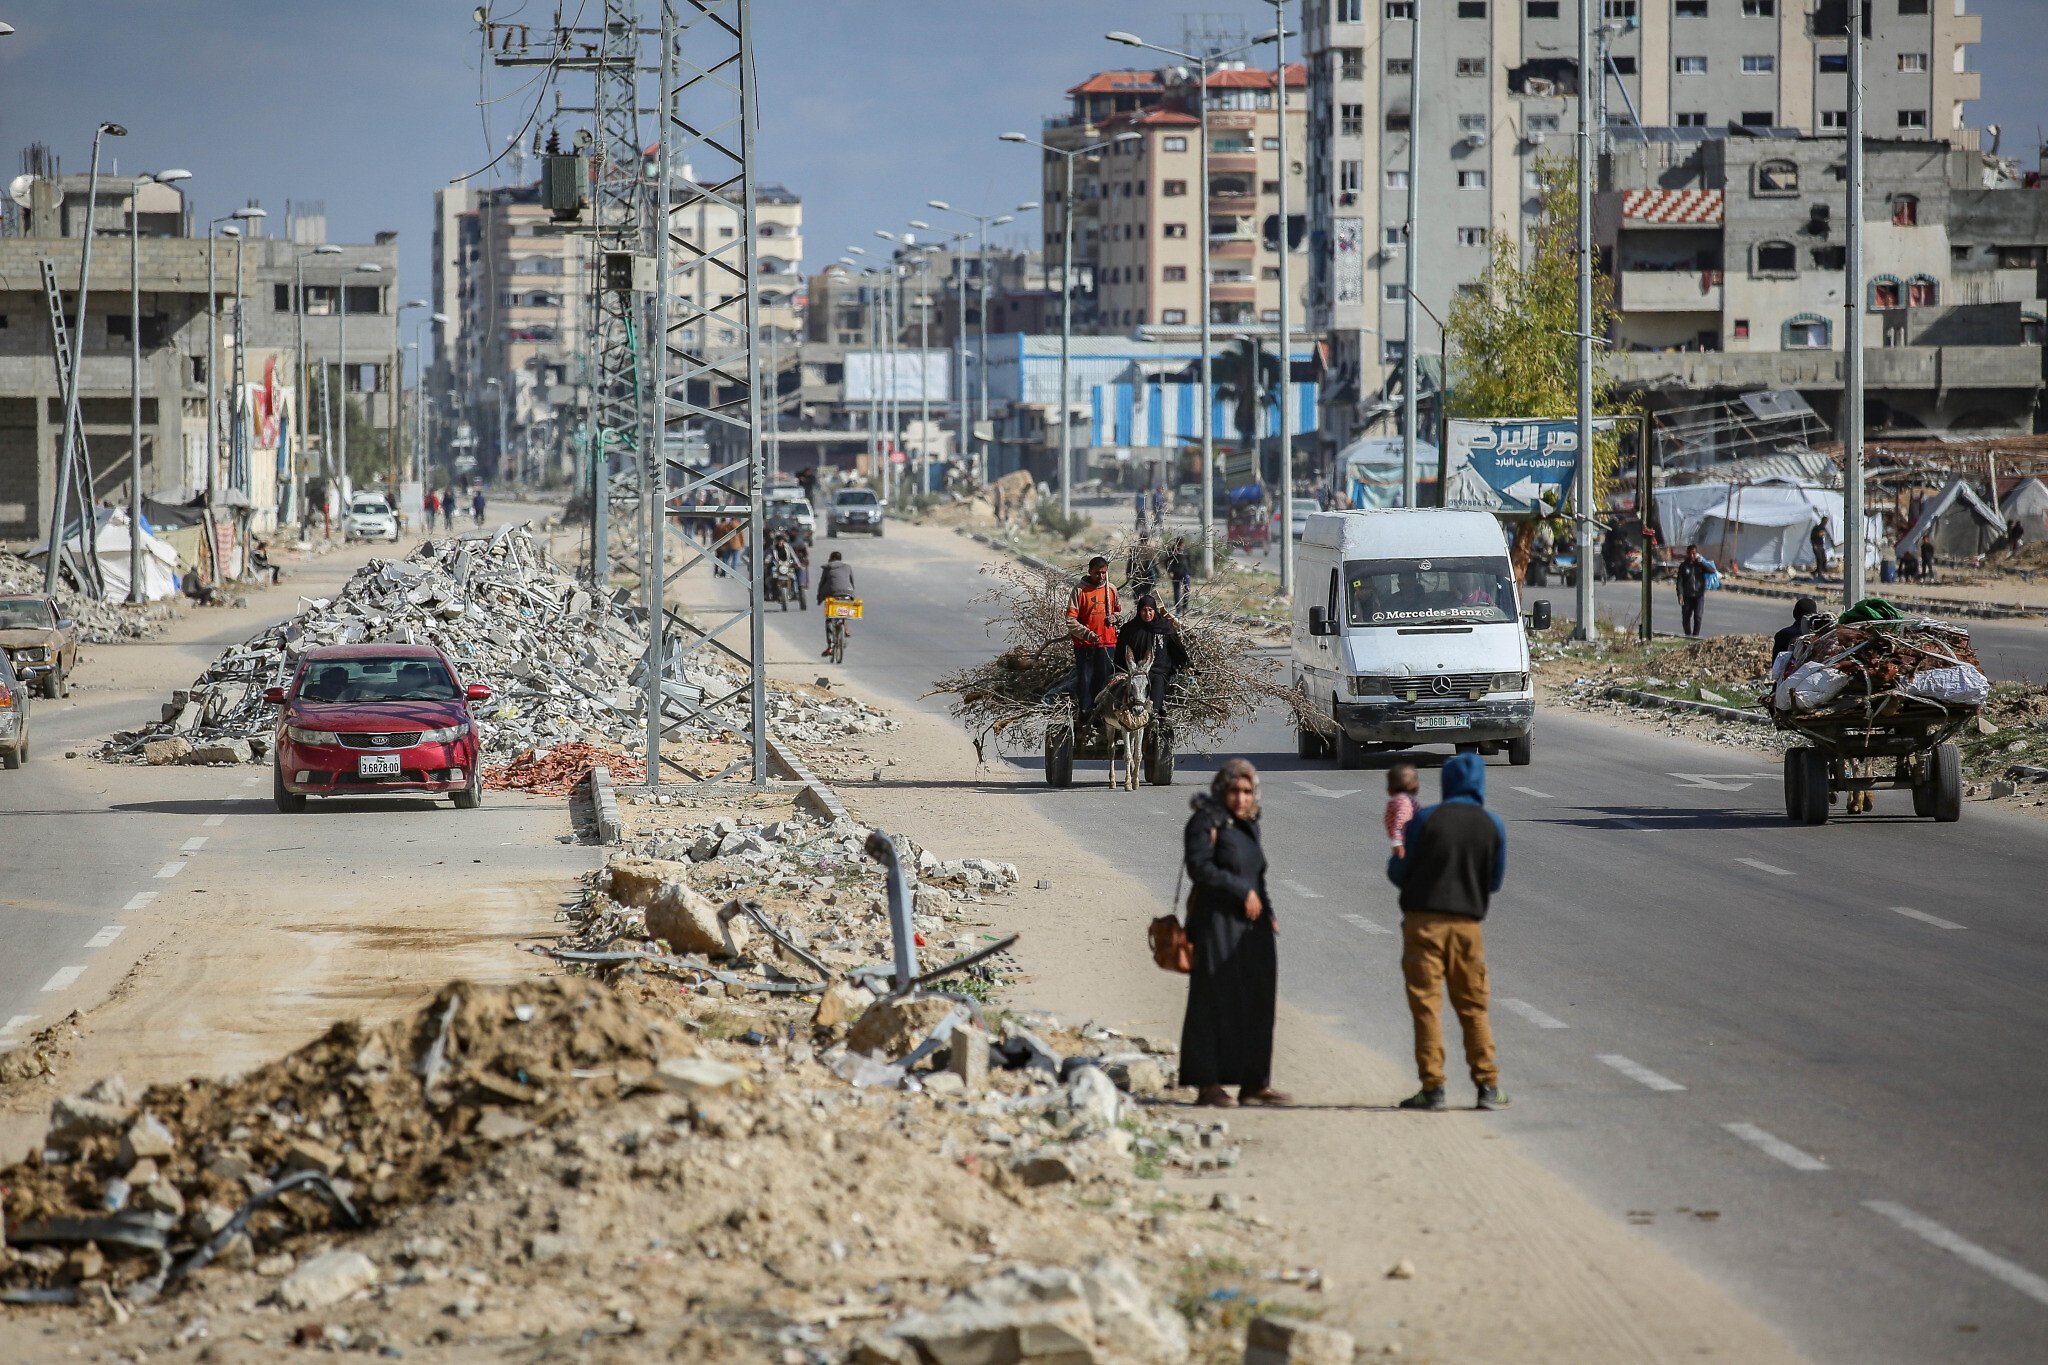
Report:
358,753,401,776
1413,714,1466,731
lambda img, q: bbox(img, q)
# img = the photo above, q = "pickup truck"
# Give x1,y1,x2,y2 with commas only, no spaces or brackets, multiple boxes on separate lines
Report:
0,593,77,698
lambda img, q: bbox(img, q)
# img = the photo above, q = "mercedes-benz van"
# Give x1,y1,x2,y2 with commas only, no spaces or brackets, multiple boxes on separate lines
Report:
1291,508,1547,767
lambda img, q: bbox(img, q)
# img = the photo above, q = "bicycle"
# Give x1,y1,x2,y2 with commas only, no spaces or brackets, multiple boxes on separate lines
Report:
822,596,862,664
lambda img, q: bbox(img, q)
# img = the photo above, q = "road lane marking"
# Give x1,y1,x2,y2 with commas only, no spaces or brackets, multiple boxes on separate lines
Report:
1670,773,1775,792
1597,1054,1686,1092
122,891,159,912
241,775,260,787
1864,1201,2048,1308
41,966,85,993
1890,906,1964,930
1,1014,35,1037
180,836,208,853
1617,818,1654,832
1509,786,1554,799
1723,1122,1828,1171
203,814,226,827
1342,913,1393,936
1295,781,1360,799
1500,998,1569,1029
1735,857,1792,876
1279,878,1325,900
85,926,124,950
154,862,186,880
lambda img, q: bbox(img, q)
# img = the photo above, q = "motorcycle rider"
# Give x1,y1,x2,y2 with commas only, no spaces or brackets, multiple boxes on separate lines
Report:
815,550,857,657
767,530,803,608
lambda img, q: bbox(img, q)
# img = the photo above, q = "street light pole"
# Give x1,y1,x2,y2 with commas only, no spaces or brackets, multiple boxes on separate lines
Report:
298,244,343,532
46,121,125,596
926,202,1031,486
1843,0,1867,607
127,168,190,601
1267,0,1295,598
999,131,1139,520
336,261,382,494
1109,30,1279,575
1573,0,1597,640
1402,7,1422,509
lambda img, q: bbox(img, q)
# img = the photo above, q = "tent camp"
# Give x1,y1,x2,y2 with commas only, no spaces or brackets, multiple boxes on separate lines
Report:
1999,477,2048,540
1340,435,1439,509
1651,480,1879,573
24,507,180,603
1898,479,2004,559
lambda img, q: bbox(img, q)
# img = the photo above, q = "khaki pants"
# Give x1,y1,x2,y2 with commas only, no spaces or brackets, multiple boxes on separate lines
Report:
1401,912,1497,1090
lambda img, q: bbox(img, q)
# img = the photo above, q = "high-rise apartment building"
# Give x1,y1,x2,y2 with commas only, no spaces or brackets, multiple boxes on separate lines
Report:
434,178,801,481
1041,63,1308,332
1303,0,1982,455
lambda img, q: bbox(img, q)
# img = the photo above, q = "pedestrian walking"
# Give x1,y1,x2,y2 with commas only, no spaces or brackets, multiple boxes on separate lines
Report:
441,490,455,531
1134,488,1148,530
1675,543,1709,638
1150,485,1165,528
1179,758,1286,1108
1384,761,1420,860
471,489,486,528
1809,520,1830,579
1386,752,1508,1111
425,490,439,527
1919,537,1936,582
1164,535,1193,613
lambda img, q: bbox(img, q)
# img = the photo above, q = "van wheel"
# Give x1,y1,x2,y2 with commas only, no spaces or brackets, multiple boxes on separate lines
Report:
1507,734,1533,767
1335,728,1370,770
1296,721,1326,760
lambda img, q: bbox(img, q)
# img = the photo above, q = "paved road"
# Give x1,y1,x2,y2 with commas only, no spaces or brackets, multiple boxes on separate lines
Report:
0,501,577,1062
767,520,2048,1365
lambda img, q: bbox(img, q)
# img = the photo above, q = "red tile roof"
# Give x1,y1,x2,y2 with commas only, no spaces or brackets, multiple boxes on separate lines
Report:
1205,62,1308,89
1068,69,1166,96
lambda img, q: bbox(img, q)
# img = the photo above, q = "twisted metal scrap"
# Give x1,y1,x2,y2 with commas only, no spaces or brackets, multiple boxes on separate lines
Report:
930,545,1318,751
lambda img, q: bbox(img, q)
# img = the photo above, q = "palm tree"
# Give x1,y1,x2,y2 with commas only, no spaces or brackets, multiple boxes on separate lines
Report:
1209,338,1283,484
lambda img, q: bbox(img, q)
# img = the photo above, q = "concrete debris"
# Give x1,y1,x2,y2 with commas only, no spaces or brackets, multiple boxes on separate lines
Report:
275,1250,377,1311
96,524,896,767
848,996,961,1060
0,550,174,644
1243,1314,1356,1365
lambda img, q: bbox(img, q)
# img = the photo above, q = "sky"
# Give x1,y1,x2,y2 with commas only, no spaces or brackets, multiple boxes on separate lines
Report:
3,0,2044,362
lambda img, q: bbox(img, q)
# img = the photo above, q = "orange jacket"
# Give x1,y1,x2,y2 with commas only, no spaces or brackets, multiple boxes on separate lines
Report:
1067,581,1120,648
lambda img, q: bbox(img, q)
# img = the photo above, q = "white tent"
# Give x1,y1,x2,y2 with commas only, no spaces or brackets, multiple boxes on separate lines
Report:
1898,479,2004,558
24,507,180,602
1999,477,2048,539
1652,480,1878,573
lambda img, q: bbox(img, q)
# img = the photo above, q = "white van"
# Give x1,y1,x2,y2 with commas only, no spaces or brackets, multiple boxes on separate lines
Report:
1291,508,1547,767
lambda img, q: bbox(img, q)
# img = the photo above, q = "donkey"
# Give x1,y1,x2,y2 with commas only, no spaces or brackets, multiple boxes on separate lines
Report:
1094,644,1155,791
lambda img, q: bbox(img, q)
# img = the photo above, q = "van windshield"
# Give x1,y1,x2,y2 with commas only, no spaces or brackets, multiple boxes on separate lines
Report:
1344,556,1517,627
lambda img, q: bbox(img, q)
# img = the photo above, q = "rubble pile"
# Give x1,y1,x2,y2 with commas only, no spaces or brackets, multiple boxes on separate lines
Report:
95,524,895,768
0,550,173,643
0,977,688,1299
0,970,1302,1360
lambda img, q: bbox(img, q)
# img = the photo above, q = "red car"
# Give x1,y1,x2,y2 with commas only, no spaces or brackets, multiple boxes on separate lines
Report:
266,643,490,812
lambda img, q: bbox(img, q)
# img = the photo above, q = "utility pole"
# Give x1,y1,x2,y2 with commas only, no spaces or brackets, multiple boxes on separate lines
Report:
47,123,122,596
916,248,932,496
1573,0,1597,640
1843,0,1868,607
1269,0,1294,597
1401,7,1421,509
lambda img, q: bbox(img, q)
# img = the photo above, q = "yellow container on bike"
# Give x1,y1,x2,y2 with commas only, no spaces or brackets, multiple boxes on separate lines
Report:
824,597,864,620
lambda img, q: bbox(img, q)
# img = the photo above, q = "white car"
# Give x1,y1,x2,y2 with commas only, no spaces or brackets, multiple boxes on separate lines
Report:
766,486,816,536
344,495,400,543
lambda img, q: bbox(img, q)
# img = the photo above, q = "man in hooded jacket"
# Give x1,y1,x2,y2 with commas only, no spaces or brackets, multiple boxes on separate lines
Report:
1386,752,1509,1112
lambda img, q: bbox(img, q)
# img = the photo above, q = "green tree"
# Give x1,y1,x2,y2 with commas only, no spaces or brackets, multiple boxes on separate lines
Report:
1443,157,1632,574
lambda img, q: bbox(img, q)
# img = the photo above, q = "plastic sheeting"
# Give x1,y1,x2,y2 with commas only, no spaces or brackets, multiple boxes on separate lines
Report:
24,508,180,603
1652,480,1880,572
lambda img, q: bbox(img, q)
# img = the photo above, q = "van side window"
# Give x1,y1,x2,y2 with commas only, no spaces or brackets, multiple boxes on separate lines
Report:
1326,569,1339,624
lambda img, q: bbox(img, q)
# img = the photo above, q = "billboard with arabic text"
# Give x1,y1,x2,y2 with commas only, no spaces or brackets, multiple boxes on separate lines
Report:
1442,417,1618,518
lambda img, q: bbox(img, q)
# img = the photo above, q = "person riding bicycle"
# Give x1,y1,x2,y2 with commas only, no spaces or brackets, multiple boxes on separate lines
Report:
816,550,856,657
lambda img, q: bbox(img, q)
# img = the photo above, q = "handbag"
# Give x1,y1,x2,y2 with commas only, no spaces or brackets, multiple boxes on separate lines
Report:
1148,858,1195,974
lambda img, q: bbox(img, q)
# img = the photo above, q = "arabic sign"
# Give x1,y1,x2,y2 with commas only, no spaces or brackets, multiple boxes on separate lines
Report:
1443,417,1618,518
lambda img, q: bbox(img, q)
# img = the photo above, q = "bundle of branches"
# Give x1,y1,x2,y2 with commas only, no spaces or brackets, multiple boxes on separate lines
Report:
931,540,1319,752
